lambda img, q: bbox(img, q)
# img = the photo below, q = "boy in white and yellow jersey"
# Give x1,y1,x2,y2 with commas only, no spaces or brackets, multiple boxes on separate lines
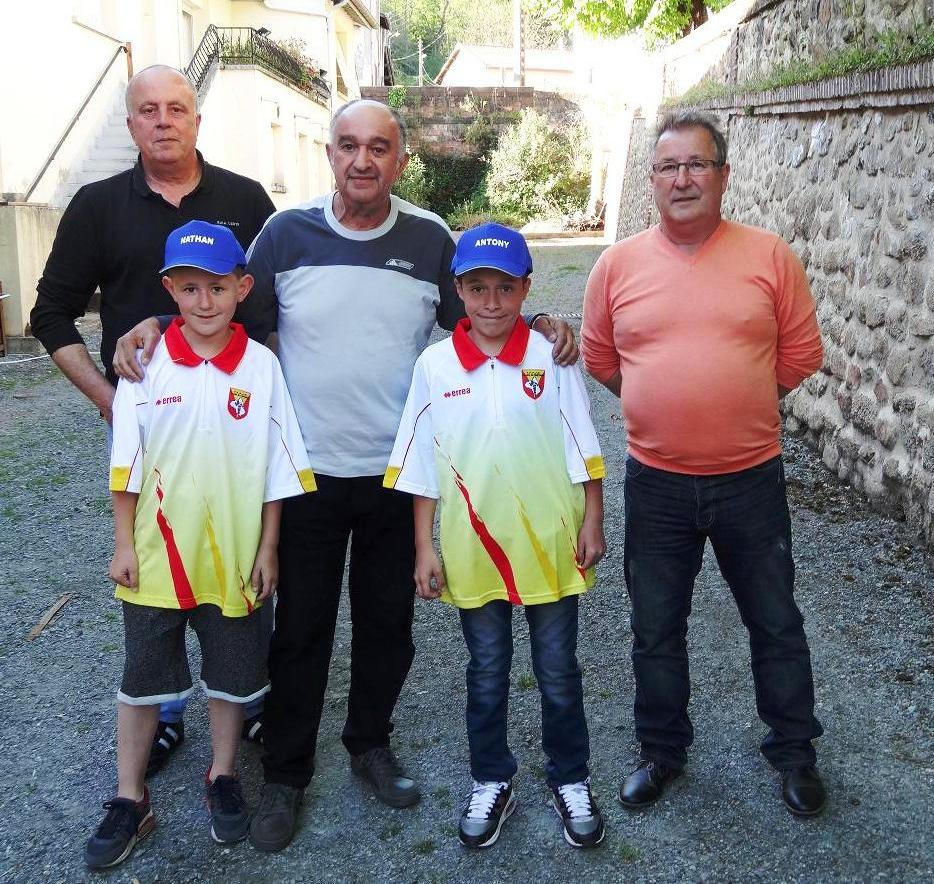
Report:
85,221,314,870
384,223,606,850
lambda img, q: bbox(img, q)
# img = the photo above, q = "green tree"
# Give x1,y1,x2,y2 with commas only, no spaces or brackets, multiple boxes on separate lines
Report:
485,108,590,221
383,0,564,84
529,0,735,46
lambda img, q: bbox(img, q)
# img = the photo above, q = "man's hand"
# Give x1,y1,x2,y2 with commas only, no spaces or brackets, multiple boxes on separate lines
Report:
251,544,279,601
576,518,606,570
113,317,162,382
49,344,116,423
414,547,446,600
109,544,139,589
532,316,579,366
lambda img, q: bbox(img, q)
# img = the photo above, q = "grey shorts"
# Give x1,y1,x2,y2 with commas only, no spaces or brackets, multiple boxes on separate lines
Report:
118,602,269,705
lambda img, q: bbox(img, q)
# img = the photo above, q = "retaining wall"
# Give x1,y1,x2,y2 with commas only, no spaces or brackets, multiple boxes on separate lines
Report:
360,86,582,156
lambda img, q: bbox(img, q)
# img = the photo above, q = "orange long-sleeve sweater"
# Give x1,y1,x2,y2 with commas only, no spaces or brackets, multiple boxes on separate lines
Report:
581,220,823,475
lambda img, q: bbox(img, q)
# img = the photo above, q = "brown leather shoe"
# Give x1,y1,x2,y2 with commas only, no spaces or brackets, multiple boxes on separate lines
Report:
781,766,826,816
618,760,682,808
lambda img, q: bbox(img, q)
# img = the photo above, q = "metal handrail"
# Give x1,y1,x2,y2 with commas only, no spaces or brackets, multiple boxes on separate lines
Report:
186,23,221,94
186,25,330,106
25,43,131,202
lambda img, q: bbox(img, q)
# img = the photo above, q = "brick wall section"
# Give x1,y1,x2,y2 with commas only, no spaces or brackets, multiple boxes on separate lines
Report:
360,86,583,156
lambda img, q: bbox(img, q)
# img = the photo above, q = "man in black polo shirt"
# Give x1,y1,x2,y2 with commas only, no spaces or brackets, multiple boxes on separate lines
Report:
31,64,275,774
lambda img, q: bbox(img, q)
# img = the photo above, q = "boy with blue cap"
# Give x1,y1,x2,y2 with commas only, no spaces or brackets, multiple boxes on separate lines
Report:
84,221,315,869
384,223,607,849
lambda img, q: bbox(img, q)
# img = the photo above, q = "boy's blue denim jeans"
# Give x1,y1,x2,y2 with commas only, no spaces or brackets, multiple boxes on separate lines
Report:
458,595,590,787
623,454,823,772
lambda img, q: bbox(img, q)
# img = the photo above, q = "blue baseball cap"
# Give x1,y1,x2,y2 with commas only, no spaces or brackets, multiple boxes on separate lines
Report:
160,220,246,275
451,222,533,278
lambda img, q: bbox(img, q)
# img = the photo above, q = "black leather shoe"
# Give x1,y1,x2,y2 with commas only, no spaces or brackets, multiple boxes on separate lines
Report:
249,783,304,852
781,766,826,816
618,760,682,808
351,747,421,808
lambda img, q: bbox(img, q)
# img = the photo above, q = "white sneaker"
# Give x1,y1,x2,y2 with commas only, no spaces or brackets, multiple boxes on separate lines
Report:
458,780,516,848
552,778,605,848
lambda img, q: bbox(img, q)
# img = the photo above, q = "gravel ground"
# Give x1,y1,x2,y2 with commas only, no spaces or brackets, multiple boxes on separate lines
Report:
0,238,932,883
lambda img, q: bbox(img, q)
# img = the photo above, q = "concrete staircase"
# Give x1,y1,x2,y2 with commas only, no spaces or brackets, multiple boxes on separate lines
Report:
55,92,136,206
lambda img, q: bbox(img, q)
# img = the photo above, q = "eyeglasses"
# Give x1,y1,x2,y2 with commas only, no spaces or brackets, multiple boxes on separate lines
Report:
651,159,724,178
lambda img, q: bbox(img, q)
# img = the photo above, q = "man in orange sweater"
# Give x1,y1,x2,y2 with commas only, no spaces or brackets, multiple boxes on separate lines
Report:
582,111,826,816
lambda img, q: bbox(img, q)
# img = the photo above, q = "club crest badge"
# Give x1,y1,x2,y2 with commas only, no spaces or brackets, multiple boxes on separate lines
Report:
522,369,545,400
228,387,251,420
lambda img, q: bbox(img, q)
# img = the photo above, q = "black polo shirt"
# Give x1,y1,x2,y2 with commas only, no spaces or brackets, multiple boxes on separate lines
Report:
31,152,276,384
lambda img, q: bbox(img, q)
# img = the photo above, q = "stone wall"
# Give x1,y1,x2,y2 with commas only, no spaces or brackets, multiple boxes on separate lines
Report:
615,115,658,240
720,85,934,538
360,86,582,157
706,0,933,88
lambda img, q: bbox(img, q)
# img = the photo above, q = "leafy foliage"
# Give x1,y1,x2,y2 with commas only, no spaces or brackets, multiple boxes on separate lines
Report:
393,153,429,206
485,109,590,221
387,85,407,109
445,195,527,230
392,152,488,220
383,0,566,84
528,0,734,46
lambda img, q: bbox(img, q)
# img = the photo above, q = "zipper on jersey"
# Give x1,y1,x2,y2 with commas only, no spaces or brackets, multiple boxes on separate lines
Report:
199,360,210,431
489,360,504,427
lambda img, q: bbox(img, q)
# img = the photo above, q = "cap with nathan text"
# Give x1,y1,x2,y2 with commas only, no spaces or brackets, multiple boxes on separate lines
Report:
451,222,533,278
160,220,246,275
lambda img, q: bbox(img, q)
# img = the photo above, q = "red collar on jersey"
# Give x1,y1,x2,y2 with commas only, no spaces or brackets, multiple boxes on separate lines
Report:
164,317,248,374
452,317,530,371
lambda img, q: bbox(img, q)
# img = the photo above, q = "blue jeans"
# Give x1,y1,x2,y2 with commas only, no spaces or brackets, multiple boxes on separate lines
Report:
458,596,590,786
623,455,823,771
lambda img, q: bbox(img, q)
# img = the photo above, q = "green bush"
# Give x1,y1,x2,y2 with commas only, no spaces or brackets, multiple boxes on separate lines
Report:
393,153,429,206
421,154,488,219
394,152,489,221
485,109,590,222
445,193,526,231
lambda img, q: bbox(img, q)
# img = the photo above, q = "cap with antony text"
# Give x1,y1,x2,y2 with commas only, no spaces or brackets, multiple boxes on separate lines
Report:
160,220,246,275
451,222,533,278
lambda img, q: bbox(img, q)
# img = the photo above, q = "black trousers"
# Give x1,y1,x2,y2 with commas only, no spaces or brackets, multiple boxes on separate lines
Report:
624,456,822,771
262,474,416,788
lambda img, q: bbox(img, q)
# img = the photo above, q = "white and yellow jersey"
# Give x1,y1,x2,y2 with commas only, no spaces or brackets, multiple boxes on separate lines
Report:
384,318,605,610
110,319,315,616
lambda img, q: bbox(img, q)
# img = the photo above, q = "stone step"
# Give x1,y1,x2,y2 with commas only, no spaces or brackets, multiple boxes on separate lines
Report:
95,134,134,150
87,146,136,160
97,125,132,140
82,158,134,172
71,167,132,186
